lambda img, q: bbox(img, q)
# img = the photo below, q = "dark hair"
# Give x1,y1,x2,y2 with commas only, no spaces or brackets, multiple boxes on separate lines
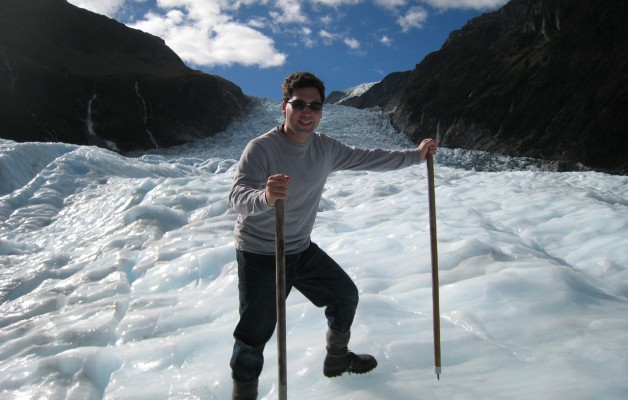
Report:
282,72,325,103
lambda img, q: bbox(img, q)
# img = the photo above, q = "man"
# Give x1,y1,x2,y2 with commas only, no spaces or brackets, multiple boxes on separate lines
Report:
229,72,437,399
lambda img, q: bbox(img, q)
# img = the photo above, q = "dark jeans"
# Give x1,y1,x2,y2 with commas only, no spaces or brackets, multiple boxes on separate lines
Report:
230,242,359,382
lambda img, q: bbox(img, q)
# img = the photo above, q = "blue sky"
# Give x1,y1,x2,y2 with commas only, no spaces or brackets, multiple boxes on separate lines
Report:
67,0,508,99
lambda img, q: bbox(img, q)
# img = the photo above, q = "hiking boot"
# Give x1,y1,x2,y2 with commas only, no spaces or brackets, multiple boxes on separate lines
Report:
324,350,378,377
232,378,258,400
323,329,378,378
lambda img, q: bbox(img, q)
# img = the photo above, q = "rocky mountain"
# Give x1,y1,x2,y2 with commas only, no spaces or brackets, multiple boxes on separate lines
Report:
326,71,410,109
328,0,627,174
0,0,249,152
326,82,377,105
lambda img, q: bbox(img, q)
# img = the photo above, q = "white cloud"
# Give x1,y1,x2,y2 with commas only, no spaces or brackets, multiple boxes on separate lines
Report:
344,37,360,50
126,0,287,68
312,0,361,6
155,0,225,23
301,27,317,48
315,29,361,52
247,17,268,29
373,0,407,10
67,0,126,16
206,23,287,67
270,0,308,24
319,29,340,45
380,35,393,46
67,0,509,70
69,0,287,68
128,10,181,37
397,6,428,32
319,14,334,26
420,0,509,10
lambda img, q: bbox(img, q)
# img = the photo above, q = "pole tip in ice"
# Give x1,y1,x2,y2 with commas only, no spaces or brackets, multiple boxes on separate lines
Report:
435,366,441,380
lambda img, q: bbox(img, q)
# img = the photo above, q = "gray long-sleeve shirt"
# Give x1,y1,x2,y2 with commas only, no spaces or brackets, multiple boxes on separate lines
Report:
229,126,423,255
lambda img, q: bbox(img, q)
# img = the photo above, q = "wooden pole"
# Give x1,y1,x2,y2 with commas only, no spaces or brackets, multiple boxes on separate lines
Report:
427,154,442,380
275,199,288,399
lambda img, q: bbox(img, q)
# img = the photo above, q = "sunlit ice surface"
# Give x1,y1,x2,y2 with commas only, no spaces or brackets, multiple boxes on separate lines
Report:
1,99,627,399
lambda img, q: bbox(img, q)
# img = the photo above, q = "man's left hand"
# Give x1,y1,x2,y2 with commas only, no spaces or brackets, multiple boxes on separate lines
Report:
419,138,438,161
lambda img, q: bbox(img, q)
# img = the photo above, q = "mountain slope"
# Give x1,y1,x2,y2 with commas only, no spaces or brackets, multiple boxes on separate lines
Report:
0,0,249,152
330,0,627,174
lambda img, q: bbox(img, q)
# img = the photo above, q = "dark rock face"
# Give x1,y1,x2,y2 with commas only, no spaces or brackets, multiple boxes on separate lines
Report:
0,0,249,152
325,71,411,109
394,0,628,174
330,0,628,174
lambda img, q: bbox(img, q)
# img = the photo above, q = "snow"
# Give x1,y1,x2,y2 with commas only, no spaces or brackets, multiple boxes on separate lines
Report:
331,82,378,104
1,99,627,399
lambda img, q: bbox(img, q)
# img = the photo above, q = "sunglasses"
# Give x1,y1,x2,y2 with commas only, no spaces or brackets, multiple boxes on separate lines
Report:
287,100,323,112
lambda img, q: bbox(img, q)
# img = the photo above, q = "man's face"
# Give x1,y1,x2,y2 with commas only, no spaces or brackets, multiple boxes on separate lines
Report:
281,87,323,144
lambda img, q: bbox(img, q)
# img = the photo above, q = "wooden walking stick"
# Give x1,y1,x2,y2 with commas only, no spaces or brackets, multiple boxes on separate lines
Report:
427,154,442,380
275,199,288,399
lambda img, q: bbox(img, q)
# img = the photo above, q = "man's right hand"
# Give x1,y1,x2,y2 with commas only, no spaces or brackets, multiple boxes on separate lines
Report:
265,174,291,207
